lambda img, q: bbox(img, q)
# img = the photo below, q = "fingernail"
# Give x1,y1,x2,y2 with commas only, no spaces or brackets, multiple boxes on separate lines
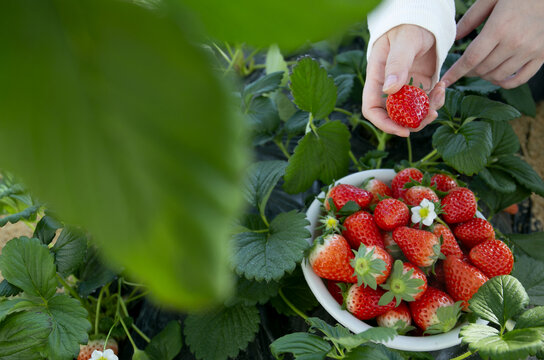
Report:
383,75,398,91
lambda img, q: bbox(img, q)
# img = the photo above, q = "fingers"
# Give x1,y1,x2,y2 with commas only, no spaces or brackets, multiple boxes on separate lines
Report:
456,0,497,40
382,38,417,94
498,60,544,89
480,55,526,84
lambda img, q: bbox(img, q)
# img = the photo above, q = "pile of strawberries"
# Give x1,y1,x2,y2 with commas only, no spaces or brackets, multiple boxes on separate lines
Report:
308,168,514,335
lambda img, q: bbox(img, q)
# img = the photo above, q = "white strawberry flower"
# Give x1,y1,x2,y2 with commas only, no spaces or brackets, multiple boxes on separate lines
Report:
411,199,437,226
90,349,118,360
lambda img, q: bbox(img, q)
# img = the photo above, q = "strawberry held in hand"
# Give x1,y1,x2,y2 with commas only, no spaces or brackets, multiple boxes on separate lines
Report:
386,84,430,129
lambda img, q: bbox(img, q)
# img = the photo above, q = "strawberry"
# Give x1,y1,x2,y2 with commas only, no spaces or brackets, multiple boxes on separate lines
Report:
393,227,441,267
383,232,404,259
325,184,373,212
503,203,519,215
345,284,396,320
351,244,392,289
342,211,384,249
386,84,430,129
363,178,392,205
78,339,118,360
441,187,477,224
379,260,427,306
391,168,423,199
404,186,439,206
308,234,356,283
428,260,446,292
469,239,514,278
453,218,495,248
432,224,463,258
374,198,410,231
430,174,458,193
376,302,415,335
326,280,345,305
409,287,462,334
444,255,488,310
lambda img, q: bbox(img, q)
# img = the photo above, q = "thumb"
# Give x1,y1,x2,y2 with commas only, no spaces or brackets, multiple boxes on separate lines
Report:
382,42,416,94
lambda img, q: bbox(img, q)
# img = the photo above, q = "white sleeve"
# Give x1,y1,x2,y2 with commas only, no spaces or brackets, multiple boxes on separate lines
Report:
367,0,456,84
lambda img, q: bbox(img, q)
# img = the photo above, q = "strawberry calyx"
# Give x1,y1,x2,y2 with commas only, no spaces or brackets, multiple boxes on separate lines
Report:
350,244,387,290
318,213,344,235
423,301,463,335
379,260,425,306
391,320,416,335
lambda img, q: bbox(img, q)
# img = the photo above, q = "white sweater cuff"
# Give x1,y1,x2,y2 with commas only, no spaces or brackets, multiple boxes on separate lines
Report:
367,0,456,85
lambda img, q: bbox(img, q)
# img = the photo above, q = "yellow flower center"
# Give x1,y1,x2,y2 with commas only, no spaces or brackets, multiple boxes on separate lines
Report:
419,207,429,218
326,216,338,229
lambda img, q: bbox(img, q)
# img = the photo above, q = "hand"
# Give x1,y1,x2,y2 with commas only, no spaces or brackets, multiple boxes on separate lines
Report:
362,24,446,138
442,0,544,89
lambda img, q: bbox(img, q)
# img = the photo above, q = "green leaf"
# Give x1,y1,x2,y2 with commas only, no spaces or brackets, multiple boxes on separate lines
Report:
0,311,51,360
0,298,35,323
227,276,281,306
433,122,493,175
33,215,62,245
145,321,182,360
437,89,462,121
290,57,337,119
477,168,516,194
489,120,520,156
0,205,40,227
335,50,366,76
500,84,536,117
285,111,309,135
461,95,521,121
270,332,331,360
0,280,22,298
38,294,91,360
461,324,542,360
0,237,57,300
495,155,544,197
469,275,529,328
247,96,281,135
335,74,356,106
178,1,381,50
455,78,500,95
515,306,544,330
508,233,544,262
345,343,404,360
470,177,530,216
76,246,118,298
265,45,289,86
284,121,351,193
243,71,285,107
184,304,260,360
242,160,287,215
133,349,152,360
51,227,88,277
512,249,544,305
273,91,297,122
270,268,318,316
233,210,309,281
0,0,249,310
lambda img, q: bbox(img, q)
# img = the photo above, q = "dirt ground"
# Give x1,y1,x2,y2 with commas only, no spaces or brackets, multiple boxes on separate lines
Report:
511,101,544,231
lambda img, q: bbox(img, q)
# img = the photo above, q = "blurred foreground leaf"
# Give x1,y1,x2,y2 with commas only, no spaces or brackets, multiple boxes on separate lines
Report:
0,0,248,310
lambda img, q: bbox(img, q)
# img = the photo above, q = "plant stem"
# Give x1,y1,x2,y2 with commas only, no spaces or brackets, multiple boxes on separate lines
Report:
349,151,362,172
450,351,474,360
417,149,438,165
119,315,139,351
274,139,291,160
125,291,151,305
103,319,118,352
333,107,353,117
94,285,108,336
57,274,83,303
407,136,413,165
131,323,151,343
308,114,318,136
278,288,308,321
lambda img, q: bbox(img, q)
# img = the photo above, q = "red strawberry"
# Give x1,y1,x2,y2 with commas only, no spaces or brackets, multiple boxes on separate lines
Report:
345,284,396,320
441,187,477,224
374,198,410,231
326,280,345,305
363,178,392,205
78,339,118,360
428,261,446,292
325,184,373,212
469,239,514,278
351,244,393,289
409,287,461,334
377,302,414,334
342,211,384,249
503,203,519,215
379,260,427,306
404,186,439,206
432,224,463,258
308,234,356,283
444,256,488,310
386,84,430,129
453,218,495,248
430,174,458,193
391,168,423,199
393,227,441,267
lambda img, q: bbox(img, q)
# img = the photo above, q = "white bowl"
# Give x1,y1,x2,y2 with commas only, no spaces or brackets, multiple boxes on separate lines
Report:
301,169,483,352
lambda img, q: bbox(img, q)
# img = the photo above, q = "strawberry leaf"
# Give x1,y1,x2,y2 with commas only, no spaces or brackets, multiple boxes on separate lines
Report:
270,268,318,316
511,249,544,305
246,97,282,136
0,205,41,227
144,321,182,360
33,215,62,246
290,57,337,120
242,71,284,108
461,95,521,122
515,306,544,330
283,121,351,194
488,120,520,156
469,275,529,328
242,160,288,218
270,332,331,360
344,343,404,360
226,276,281,307
476,168,516,194
335,74,356,106
51,226,88,277
433,121,493,175
507,232,544,262
495,155,544,197
184,304,260,360
424,302,462,335
265,45,289,86
0,280,22,298
499,84,536,117
0,311,51,359
470,177,531,217
233,210,310,281
436,89,462,122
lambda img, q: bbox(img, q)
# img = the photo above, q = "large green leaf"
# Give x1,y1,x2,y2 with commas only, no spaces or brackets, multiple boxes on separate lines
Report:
432,122,493,175
145,321,183,360
51,227,88,277
0,280,22,298
436,89,462,121
0,205,40,227
488,120,520,156
499,84,536,117
76,246,118,298
477,168,516,194
270,332,331,360
461,95,521,121
284,121,351,193
33,215,62,246
242,160,288,215
508,233,544,262
0,237,57,300
0,311,51,360
0,299,36,323
176,0,381,50
470,177,531,216
515,306,544,330
512,250,544,305
227,276,281,306
496,155,544,197
184,304,260,360
270,268,318,316
345,343,404,360
0,0,248,310
290,57,337,120
233,210,310,281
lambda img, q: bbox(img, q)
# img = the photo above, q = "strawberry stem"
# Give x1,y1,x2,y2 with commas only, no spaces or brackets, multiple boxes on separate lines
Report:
407,136,413,165
450,351,475,360
274,138,291,160
278,288,308,320
94,284,109,336
349,150,363,172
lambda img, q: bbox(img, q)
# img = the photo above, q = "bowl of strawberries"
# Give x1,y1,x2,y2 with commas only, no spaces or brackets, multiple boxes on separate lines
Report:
301,168,513,351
